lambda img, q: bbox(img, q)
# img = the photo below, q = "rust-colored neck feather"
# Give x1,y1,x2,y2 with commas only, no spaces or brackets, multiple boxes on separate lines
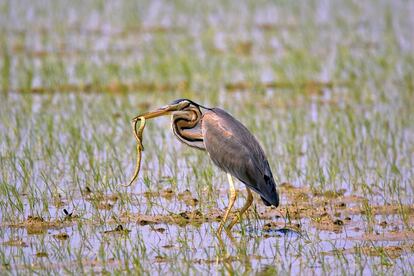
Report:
171,106,205,150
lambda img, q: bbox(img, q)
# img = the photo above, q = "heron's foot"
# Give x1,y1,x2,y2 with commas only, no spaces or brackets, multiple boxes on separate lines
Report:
219,188,253,234
216,215,238,236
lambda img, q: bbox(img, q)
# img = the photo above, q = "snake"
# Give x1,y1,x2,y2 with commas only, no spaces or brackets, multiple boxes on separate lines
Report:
121,116,146,187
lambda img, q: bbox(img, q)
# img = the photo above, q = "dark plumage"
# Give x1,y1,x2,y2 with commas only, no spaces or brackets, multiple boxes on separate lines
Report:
201,108,279,207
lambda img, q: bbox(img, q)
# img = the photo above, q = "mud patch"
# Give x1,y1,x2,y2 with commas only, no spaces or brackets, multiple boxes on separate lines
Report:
178,189,199,207
311,213,346,233
10,216,73,235
2,239,28,247
35,252,48,258
262,221,302,238
120,208,233,227
348,231,414,241
103,224,131,235
324,245,413,259
53,233,69,240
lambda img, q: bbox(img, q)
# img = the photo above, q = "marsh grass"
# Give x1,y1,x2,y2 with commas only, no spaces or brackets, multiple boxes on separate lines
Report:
0,0,413,274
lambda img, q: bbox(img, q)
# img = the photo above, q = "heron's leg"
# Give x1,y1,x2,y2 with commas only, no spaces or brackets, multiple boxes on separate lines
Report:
226,188,253,232
217,173,237,235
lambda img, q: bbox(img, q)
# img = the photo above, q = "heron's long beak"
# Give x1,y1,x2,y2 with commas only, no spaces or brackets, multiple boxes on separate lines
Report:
132,103,182,122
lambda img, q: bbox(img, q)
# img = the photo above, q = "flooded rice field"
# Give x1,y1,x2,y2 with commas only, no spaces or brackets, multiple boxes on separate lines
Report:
1,0,414,274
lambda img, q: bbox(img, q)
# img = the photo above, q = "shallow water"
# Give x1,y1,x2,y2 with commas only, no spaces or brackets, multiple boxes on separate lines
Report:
1,0,414,274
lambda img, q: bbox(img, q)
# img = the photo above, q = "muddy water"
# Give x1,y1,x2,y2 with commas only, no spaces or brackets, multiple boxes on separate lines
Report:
1,183,413,274
0,91,413,273
0,93,413,274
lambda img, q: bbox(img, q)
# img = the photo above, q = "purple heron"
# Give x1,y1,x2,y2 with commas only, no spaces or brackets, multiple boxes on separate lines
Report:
134,99,279,234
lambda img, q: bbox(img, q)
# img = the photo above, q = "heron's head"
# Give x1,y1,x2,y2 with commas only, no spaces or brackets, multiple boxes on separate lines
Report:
165,99,195,111
132,99,208,121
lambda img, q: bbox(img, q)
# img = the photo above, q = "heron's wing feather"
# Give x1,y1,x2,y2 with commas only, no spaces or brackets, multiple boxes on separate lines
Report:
202,109,278,206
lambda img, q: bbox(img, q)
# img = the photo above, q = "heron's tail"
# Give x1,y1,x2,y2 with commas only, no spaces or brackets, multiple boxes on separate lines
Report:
261,175,279,207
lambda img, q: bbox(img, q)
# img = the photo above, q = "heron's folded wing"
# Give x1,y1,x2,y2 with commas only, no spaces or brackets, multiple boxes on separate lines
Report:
202,111,267,194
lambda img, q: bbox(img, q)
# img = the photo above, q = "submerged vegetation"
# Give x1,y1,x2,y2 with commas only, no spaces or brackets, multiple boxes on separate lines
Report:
0,0,413,274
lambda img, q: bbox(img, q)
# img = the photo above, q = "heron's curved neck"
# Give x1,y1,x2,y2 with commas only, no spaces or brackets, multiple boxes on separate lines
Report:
171,107,205,150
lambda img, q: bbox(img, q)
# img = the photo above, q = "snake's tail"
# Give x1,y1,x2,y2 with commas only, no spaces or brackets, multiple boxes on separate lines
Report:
120,144,142,187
